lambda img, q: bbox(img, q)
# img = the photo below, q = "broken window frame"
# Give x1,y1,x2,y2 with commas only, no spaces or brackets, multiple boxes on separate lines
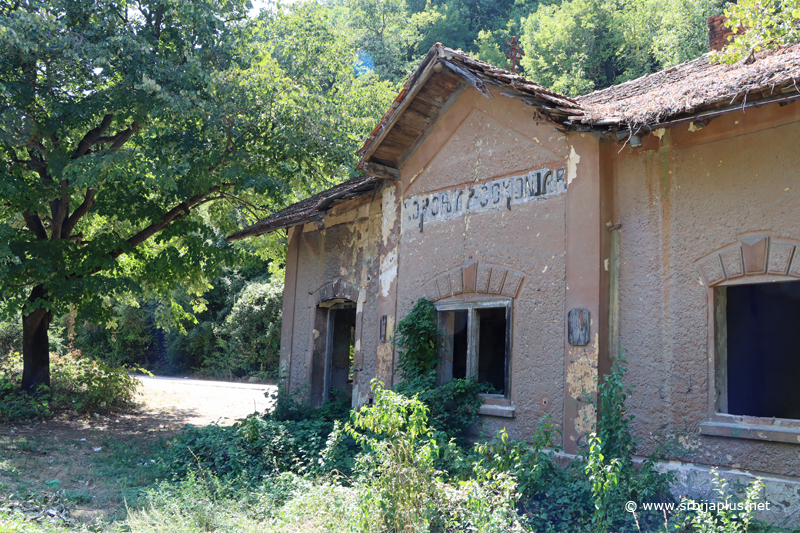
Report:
435,297,512,399
700,277,800,444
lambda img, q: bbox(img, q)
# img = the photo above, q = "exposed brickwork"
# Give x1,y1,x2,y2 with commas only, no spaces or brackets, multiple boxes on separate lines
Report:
708,14,745,52
708,14,732,52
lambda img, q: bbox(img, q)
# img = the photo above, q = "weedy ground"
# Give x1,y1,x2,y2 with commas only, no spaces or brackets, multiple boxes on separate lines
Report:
0,377,274,530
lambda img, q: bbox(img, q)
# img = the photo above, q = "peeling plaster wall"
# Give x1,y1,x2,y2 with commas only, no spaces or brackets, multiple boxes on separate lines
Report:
284,197,383,404
611,102,800,480
396,87,572,440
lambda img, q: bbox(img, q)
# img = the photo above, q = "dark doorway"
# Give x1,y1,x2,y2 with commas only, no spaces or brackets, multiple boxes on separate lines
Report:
310,302,356,408
326,306,356,402
726,281,800,419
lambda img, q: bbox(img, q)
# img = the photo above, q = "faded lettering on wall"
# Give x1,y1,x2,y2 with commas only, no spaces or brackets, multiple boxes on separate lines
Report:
403,167,567,232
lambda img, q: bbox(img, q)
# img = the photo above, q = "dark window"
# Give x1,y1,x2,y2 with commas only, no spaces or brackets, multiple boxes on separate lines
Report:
437,299,510,396
477,308,507,393
721,281,800,419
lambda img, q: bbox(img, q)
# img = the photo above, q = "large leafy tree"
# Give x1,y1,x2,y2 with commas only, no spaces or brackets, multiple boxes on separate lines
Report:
520,0,721,96
0,0,395,390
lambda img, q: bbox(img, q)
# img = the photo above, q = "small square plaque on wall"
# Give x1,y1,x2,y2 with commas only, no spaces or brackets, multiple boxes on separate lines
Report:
568,308,590,346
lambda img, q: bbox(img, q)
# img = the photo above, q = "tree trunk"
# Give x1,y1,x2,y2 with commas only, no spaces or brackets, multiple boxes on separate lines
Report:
21,285,52,392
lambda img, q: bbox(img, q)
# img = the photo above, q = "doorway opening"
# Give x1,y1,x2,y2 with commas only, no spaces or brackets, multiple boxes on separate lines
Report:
311,301,356,408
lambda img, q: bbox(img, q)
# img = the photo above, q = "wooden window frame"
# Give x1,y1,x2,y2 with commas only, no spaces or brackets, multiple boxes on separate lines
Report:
700,279,800,444
435,297,513,399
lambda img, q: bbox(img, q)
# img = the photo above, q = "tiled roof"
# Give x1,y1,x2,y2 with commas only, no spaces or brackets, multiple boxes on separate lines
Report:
575,44,800,128
225,174,381,241
228,42,800,240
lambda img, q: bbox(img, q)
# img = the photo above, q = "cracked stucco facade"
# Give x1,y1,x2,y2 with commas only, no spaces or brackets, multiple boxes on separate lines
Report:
275,86,800,525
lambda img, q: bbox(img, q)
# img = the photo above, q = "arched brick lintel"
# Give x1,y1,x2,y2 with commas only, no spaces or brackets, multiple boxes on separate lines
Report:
422,261,526,301
311,278,361,306
696,233,800,287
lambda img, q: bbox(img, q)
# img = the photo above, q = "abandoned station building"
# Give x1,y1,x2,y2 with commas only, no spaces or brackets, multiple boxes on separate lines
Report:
229,34,800,521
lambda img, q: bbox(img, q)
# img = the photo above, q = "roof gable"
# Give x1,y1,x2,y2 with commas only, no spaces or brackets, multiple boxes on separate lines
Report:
356,43,584,179
227,42,800,241
408,109,562,196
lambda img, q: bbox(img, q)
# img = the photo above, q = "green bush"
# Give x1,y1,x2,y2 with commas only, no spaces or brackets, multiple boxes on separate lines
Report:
162,412,356,485
74,304,154,368
680,469,765,533
346,381,441,532
224,278,283,375
0,351,141,421
0,316,22,355
393,298,484,442
71,272,283,380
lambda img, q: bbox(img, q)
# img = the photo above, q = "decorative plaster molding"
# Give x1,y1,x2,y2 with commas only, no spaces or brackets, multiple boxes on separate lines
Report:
423,261,525,301
696,234,800,286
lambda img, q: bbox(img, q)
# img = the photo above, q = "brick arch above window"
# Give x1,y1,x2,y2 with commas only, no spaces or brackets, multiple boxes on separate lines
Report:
695,233,800,286
423,261,526,301
310,278,361,306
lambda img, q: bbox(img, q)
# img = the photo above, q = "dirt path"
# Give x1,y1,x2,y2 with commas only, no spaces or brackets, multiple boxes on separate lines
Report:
0,376,278,525
136,375,276,426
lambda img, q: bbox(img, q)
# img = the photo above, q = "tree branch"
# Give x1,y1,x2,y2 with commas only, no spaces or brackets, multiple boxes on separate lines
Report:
109,183,235,259
22,210,48,240
73,114,113,159
95,121,141,152
152,4,164,57
26,146,51,182
61,187,95,239
49,180,69,239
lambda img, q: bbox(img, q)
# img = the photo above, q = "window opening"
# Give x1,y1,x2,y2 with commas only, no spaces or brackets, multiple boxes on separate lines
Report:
719,280,800,419
477,307,507,394
437,299,510,397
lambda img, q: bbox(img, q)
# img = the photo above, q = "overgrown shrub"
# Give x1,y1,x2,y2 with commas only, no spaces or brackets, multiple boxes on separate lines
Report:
163,411,356,485
0,316,22,355
393,298,484,442
346,381,440,532
71,269,283,380
0,315,68,359
681,469,765,533
0,351,141,421
74,304,154,368
225,278,283,374
470,355,676,533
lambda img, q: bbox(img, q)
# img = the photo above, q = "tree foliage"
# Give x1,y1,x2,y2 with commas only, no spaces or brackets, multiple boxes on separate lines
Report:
0,0,396,389
520,0,722,96
714,0,800,64
326,0,724,91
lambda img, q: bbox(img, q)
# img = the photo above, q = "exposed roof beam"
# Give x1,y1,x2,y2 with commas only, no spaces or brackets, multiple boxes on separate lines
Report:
358,161,401,181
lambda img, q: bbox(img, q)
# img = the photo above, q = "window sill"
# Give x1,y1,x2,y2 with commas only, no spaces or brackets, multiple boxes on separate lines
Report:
478,396,515,418
700,418,800,445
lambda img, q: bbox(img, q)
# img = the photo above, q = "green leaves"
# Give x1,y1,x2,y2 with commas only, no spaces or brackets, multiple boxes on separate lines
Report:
714,0,800,64
0,0,394,333
520,0,722,95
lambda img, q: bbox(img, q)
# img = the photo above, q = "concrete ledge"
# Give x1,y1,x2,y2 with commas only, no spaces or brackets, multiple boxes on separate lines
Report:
547,451,800,529
700,421,800,444
478,403,515,418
